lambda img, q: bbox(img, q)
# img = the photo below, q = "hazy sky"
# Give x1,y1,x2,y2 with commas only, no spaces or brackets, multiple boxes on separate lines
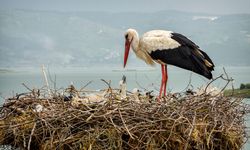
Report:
0,0,250,14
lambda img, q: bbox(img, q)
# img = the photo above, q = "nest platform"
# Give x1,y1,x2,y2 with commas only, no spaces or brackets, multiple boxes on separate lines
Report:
0,85,249,150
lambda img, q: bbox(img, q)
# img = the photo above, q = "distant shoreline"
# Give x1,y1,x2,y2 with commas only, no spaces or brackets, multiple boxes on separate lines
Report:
0,69,14,73
224,89,250,98
112,69,156,72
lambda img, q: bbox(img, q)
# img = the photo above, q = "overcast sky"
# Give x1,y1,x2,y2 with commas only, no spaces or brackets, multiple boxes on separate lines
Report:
0,0,250,14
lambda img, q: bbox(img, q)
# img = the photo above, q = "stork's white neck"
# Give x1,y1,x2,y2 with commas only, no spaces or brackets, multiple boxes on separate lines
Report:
131,31,139,52
130,30,155,66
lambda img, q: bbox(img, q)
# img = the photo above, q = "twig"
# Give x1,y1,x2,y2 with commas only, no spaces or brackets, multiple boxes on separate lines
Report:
47,65,57,91
28,122,36,150
220,67,234,92
118,108,134,139
79,81,93,91
42,65,51,97
101,79,111,89
205,74,223,93
184,112,196,150
22,83,33,92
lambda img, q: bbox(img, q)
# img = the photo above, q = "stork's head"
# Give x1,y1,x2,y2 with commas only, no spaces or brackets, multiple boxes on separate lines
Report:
124,28,138,68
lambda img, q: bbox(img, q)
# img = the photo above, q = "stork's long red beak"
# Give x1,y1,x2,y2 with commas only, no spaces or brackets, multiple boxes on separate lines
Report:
124,39,131,68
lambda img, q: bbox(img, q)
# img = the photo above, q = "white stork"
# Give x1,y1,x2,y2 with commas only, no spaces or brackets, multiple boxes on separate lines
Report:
123,29,214,100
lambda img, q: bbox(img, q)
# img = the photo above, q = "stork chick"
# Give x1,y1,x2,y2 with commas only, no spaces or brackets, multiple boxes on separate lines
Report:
119,75,127,99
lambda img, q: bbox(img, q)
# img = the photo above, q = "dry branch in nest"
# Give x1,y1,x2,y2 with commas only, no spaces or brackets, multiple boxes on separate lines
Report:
0,76,249,150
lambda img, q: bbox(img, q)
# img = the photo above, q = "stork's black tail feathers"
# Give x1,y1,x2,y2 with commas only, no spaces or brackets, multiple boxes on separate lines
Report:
190,49,214,79
169,32,214,79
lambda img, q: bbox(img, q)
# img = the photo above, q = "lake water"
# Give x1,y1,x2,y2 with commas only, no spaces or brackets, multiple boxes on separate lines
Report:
1,66,250,101
0,65,250,149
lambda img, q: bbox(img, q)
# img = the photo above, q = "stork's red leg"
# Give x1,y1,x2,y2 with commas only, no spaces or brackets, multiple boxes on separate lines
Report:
163,65,168,97
158,65,166,101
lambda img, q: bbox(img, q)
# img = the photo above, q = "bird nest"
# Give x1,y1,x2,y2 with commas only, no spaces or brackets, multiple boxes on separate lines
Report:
0,79,249,150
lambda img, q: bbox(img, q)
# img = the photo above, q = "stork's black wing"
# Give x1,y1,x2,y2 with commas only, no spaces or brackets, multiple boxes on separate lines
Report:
149,33,214,79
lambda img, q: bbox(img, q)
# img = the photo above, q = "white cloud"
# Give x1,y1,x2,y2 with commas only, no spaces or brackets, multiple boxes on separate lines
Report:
42,36,55,51
97,29,103,34
192,16,218,21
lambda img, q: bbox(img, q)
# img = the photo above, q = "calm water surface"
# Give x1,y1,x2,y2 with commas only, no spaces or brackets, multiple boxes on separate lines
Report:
1,66,249,101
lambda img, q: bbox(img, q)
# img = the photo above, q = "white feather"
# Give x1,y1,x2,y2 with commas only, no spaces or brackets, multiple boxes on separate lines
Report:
139,30,181,53
125,29,181,66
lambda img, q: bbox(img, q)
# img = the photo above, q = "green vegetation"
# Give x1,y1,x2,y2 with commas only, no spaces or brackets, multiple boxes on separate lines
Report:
0,69,14,73
224,83,250,98
224,88,250,98
240,83,250,90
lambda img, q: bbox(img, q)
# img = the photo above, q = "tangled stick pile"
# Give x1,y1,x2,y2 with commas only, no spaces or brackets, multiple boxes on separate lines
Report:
0,79,249,150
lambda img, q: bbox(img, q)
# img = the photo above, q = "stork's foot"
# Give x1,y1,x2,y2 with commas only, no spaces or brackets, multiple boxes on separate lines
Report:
157,94,167,103
157,96,161,103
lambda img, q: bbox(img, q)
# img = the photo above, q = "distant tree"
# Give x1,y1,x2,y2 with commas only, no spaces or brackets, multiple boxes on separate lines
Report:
245,83,250,89
240,84,245,89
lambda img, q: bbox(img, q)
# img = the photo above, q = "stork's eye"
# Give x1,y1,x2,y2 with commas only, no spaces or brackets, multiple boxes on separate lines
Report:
125,34,128,39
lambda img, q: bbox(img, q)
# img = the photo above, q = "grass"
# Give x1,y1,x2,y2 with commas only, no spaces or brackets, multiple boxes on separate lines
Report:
224,88,250,98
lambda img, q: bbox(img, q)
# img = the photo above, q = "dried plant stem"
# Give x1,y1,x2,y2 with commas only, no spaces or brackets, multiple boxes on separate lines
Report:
42,65,51,97
28,122,36,150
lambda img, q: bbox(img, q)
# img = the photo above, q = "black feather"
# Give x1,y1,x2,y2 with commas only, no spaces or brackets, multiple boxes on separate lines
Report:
171,32,214,69
171,33,199,49
148,32,214,79
150,48,214,80
198,49,215,71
